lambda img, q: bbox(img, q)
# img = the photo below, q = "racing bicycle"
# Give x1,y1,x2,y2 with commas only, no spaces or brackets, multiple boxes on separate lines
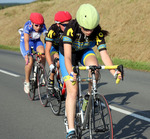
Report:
28,47,48,107
64,65,124,139
47,58,66,115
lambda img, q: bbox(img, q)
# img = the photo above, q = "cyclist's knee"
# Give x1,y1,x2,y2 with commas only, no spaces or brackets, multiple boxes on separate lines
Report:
67,90,78,100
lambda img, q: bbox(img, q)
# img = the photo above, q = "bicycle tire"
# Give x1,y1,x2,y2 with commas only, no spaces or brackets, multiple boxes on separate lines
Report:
37,64,48,107
28,67,36,101
90,94,113,139
75,98,82,139
48,70,61,115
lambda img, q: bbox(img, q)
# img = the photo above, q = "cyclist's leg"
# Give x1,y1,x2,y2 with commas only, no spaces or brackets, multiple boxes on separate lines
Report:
36,40,45,66
20,40,34,82
49,46,59,81
81,49,99,94
20,40,33,93
59,52,78,133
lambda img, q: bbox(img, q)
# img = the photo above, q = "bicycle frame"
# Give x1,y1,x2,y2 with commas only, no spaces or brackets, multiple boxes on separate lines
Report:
75,66,98,130
73,65,124,138
28,47,48,106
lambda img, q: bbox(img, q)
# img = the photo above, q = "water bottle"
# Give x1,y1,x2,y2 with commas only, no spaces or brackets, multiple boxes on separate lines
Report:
82,94,89,112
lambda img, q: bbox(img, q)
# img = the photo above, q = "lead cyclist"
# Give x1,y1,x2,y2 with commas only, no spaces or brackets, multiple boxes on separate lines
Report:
59,4,122,139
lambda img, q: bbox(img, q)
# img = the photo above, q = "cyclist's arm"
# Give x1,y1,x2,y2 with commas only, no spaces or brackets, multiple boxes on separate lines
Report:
24,33,30,53
45,41,53,66
100,50,117,76
64,43,73,75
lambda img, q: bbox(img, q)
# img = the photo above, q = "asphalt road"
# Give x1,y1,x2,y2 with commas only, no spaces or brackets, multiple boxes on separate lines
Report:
0,49,150,139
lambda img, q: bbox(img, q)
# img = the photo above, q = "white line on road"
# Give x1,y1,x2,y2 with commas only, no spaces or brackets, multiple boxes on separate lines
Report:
1,68,149,123
109,105,150,123
0,69,20,77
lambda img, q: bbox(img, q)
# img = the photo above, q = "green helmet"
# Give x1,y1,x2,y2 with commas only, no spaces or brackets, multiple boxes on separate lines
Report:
76,4,100,30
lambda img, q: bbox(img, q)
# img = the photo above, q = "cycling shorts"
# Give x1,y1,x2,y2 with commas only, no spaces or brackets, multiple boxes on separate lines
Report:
20,39,44,57
59,48,95,81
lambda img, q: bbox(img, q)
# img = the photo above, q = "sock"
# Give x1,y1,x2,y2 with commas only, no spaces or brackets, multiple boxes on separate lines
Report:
68,128,75,133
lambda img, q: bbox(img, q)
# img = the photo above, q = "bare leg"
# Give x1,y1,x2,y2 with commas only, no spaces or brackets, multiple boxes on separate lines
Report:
49,53,59,80
65,80,78,129
25,56,33,83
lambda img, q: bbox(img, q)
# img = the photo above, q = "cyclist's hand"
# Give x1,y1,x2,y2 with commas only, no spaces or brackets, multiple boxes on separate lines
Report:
25,54,30,65
70,72,77,85
114,70,122,84
49,64,55,73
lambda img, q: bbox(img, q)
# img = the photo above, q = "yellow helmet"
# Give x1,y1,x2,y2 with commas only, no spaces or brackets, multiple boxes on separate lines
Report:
76,4,100,30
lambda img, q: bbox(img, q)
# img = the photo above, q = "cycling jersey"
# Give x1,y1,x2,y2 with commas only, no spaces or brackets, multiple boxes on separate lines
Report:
45,24,63,52
20,20,47,57
59,19,107,56
20,20,47,41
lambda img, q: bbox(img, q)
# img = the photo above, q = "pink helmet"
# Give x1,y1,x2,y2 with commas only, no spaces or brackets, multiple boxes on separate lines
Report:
30,13,44,25
54,11,72,23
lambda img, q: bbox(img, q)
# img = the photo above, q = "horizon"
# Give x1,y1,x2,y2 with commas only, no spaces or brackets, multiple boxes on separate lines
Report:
0,0,36,4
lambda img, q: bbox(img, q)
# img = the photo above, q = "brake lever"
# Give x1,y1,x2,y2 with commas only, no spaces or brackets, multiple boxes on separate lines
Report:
117,65,124,80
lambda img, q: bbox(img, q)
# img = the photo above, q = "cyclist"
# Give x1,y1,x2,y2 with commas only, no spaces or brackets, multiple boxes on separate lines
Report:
45,11,72,90
20,12,47,94
59,4,122,138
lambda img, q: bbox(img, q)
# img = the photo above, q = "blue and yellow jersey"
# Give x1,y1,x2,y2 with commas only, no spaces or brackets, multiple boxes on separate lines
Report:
45,24,63,51
59,19,108,55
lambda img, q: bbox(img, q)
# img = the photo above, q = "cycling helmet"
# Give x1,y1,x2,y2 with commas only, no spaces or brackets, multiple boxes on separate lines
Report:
76,4,100,30
54,11,72,23
30,13,44,25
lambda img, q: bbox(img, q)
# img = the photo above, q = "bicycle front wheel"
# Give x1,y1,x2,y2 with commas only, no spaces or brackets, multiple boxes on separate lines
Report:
37,64,48,107
90,94,113,139
28,67,36,101
47,70,62,115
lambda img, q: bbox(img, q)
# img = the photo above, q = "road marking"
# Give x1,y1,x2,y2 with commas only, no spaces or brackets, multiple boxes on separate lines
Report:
0,68,149,123
0,69,20,77
109,105,150,123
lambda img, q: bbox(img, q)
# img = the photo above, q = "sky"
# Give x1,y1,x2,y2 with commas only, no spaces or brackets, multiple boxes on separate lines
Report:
0,0,36,3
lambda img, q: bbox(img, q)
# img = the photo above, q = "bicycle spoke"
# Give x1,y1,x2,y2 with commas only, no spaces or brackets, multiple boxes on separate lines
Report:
93,94,113,139
28,67,36,101
47,69,62,115
38,64,48,107
48,87,61,115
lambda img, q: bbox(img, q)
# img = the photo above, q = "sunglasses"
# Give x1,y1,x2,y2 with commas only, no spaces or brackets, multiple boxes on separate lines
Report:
82,27,93,31
60,23,68,27
34,24,43,28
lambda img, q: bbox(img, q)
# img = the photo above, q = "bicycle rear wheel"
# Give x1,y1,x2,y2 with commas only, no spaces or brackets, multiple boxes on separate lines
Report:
28,67,36,101
37,64,48,107
91,94,113,139
48,71,61,115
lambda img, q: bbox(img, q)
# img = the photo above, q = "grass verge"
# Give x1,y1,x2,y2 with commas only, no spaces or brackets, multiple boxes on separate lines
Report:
0,45,20,52
97,57,150,72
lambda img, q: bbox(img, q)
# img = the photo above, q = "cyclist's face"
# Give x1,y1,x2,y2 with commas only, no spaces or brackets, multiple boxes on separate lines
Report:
33,23,43,32
81,27,93,36
58,21,69,32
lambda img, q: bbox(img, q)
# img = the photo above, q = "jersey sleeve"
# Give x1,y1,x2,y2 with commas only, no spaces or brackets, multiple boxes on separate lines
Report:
23,24,30,34
96,30,107,52
45,25,56,42
62,23,75,45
